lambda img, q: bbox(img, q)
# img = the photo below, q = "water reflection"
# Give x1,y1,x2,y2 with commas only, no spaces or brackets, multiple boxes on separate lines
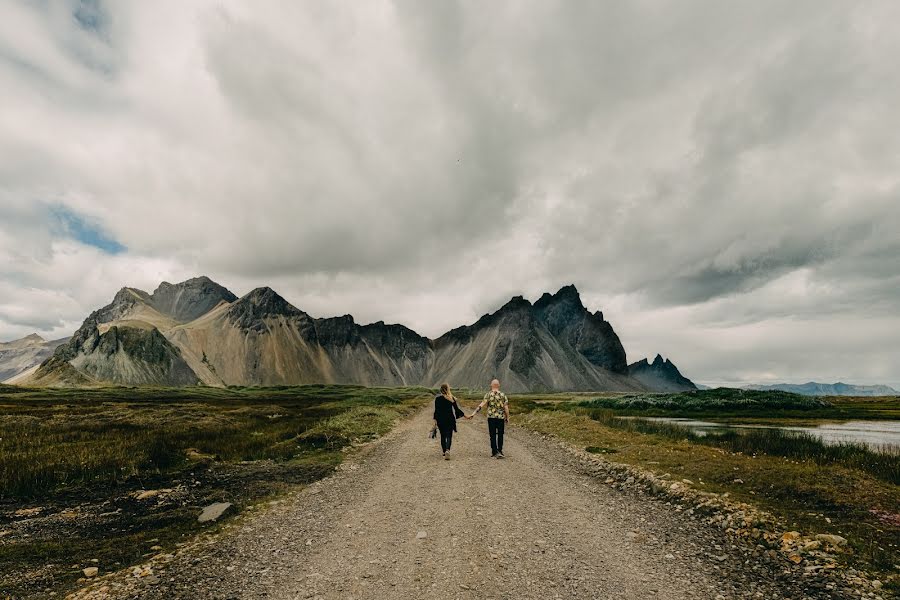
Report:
622,417,900,453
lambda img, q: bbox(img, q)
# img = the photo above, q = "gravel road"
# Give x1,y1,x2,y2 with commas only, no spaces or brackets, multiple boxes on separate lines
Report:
84,407,835,600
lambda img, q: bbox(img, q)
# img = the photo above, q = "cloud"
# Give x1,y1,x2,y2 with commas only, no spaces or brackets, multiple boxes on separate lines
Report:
0,0,898,386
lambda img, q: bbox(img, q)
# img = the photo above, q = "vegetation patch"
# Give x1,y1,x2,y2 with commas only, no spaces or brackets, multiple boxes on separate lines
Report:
580,388,832,412
586,409,898,485
0,385,429,598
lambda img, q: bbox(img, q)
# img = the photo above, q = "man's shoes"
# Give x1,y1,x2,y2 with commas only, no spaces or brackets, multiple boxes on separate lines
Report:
496,451,505,459
444,451,450,460
491,452,498,458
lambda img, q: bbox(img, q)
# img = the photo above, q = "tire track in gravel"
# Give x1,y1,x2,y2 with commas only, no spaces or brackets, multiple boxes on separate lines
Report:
98,407,816,600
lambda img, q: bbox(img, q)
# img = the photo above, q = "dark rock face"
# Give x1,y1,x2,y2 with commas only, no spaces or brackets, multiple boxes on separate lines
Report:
534,286,628,374
628,354,696,392
151,276,237,322
358,322,430,363
73,326,198,386
313,315,360,347
431,285,637,391
227,287,314,335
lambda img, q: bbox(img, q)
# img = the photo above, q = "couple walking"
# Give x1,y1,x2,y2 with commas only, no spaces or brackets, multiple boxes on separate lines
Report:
432,379,510,460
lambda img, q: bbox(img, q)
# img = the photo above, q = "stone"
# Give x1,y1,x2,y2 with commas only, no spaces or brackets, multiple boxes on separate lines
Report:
198,502,234,523
134,490,161,500
814,534,847,547
83,567,99,578
416,530,427,539
781,531,801,543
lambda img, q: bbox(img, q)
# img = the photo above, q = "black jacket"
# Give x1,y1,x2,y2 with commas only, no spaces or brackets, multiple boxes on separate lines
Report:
433,395,465,431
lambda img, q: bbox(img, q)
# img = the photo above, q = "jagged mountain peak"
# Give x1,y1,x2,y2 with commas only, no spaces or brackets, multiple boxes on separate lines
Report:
499,295,532,311
238,287,299,310
112,286,151,304
629,354,696,392
152,275,231,296
150,276,237,322
22,333,46,343
534,284,584,310
227,287,308,332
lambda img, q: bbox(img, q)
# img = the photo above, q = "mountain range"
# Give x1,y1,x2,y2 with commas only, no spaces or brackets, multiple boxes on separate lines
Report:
0,333,70,383
9,277,697,392
744,382,899,397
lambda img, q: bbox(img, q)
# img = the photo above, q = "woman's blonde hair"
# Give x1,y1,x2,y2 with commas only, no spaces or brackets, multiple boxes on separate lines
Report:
439,383,454,400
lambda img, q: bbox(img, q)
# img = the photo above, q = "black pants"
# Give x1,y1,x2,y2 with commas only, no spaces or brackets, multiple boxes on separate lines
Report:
438,425,454,453
488,418,505,455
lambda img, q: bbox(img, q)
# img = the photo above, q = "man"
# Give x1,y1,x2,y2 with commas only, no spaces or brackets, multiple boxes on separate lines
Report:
467,379,510,458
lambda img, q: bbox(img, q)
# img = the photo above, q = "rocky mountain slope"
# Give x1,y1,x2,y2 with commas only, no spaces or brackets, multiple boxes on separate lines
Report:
25,277,696,392
628,354,697,392
0,334,70,383
430,286,642,392
744,382,898,396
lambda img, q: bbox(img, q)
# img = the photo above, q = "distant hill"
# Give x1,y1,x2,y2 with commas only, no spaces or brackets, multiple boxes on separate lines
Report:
0,333,70,383
744,382,899,397
24,278,697,392
628,354,696,392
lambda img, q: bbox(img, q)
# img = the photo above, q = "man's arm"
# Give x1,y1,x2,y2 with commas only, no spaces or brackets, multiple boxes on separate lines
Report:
504,395,510,422
469,396,488,416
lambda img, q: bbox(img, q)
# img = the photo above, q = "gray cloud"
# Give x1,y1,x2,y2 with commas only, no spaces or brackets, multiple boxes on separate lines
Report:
0,0,898,387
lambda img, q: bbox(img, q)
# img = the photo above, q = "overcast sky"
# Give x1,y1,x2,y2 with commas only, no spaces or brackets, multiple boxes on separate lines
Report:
1,1,899,387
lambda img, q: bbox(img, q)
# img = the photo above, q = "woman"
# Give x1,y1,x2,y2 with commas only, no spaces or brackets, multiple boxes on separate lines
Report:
433,383,465,460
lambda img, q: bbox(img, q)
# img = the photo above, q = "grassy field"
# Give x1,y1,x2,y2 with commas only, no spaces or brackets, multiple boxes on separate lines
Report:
578,387,900,420
499,390,899,592
0,384,430,597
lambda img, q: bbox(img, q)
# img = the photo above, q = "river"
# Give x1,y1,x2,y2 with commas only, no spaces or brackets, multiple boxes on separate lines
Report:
626,417,900,454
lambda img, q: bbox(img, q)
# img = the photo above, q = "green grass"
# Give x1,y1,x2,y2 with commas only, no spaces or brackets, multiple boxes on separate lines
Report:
586,409,899,485
0,385,426,500
0,384,431,597
574,387,900,421
580,387,832,412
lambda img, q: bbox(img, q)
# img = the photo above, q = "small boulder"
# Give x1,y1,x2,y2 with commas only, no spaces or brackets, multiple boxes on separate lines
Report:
134,490,160,501
198,502,234,523
416,530,427,539
82,567,99,578
781,531,801,543
814,534,847,547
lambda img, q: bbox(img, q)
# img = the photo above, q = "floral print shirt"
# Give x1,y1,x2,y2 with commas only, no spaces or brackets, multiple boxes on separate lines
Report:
483,390,509,419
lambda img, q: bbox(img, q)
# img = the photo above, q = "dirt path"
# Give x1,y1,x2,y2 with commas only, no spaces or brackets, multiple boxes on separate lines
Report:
89,407,823,600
